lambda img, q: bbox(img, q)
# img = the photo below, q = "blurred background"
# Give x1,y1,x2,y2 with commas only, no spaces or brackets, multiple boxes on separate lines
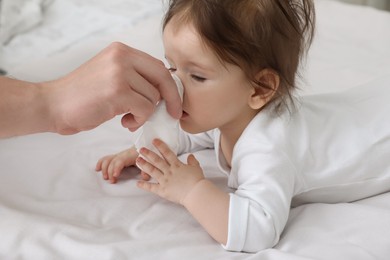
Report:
0,0,165,76
0,0,389,78
336,0,390,10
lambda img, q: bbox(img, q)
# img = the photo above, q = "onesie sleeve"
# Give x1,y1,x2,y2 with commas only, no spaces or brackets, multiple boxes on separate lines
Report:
223,139,296,252
176,129,215,155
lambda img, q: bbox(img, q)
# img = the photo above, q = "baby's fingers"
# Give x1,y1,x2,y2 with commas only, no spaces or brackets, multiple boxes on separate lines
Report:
95,155,115,180
140,171,151,181
136,156,163,182
137,180,159,194
152,139,179,166
108,160,124,178
107,159,127,184
187,154,200,166
100,158,112,180
95,157,105,171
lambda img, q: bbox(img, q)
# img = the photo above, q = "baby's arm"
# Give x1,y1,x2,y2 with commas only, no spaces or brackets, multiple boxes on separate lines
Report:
95,146,149,183
181,176,230,245
136,138,230,245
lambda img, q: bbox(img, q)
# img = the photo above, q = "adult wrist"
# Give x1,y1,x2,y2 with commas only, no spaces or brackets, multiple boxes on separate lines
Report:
0,77,56,137
38,80,61,134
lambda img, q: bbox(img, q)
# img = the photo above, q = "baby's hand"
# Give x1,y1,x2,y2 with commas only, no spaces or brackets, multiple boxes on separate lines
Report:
136,138,205,205
95,147,150,183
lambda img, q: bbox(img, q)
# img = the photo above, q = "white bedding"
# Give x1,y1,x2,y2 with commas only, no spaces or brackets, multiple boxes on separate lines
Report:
1,0,390,259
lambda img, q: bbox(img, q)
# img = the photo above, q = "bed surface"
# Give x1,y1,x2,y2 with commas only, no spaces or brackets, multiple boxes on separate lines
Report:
1,0,390,259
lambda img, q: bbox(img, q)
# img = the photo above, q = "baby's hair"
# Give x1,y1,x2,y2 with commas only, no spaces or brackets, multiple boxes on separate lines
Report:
163,0,315,113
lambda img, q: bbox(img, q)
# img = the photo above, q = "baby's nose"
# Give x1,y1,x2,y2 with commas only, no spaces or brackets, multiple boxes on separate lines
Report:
172,73,184,102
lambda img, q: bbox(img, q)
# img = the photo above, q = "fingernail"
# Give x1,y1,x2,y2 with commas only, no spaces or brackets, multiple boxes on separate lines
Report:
136,156,145,164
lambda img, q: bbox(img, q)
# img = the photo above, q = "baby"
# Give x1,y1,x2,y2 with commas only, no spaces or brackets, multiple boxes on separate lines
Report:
96,0,390,252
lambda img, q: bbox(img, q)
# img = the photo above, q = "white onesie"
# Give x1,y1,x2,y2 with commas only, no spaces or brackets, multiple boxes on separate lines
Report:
176,76,390,252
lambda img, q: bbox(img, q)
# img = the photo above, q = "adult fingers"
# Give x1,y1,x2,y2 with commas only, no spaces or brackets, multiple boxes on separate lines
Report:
121,114,141,132
126,46,182,119
120,89,156,130
126,71,161,108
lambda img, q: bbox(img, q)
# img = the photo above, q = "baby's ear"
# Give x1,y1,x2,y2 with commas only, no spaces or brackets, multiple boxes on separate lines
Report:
248,69,280,110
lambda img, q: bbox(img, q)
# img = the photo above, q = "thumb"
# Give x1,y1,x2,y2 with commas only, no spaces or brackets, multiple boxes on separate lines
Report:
187,154,200,166
121,113,146,132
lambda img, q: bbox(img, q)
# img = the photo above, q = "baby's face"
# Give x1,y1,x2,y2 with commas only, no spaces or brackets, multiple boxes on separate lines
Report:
163,20,256,134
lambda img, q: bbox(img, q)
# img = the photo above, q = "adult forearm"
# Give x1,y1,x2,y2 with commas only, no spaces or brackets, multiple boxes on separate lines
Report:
182,179,230,245
0,77,55,138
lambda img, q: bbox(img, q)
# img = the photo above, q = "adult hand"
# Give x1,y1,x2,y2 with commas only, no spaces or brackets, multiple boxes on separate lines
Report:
48,42,182,134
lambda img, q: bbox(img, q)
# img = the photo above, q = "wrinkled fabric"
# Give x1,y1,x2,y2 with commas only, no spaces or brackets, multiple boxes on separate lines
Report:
0,0,53,44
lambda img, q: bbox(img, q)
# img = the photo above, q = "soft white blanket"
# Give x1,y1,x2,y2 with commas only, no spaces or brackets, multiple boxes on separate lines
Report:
1,1,390,259
0,0,52,44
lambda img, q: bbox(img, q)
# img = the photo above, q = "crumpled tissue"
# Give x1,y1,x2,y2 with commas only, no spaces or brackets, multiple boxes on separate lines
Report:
134,74,184,156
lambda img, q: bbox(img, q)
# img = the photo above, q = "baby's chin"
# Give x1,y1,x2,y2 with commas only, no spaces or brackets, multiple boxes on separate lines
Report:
179,122,206,135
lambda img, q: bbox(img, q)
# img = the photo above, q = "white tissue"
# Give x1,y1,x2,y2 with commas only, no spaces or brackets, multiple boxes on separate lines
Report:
134,74,184,156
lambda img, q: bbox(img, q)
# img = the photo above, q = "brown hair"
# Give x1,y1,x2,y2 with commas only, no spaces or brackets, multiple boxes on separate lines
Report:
163,0,315,112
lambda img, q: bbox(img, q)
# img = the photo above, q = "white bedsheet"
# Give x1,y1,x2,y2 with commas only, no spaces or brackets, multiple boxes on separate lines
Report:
1,0,390,259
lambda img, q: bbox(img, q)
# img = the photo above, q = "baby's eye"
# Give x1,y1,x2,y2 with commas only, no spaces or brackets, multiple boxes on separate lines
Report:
191,74,206,82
